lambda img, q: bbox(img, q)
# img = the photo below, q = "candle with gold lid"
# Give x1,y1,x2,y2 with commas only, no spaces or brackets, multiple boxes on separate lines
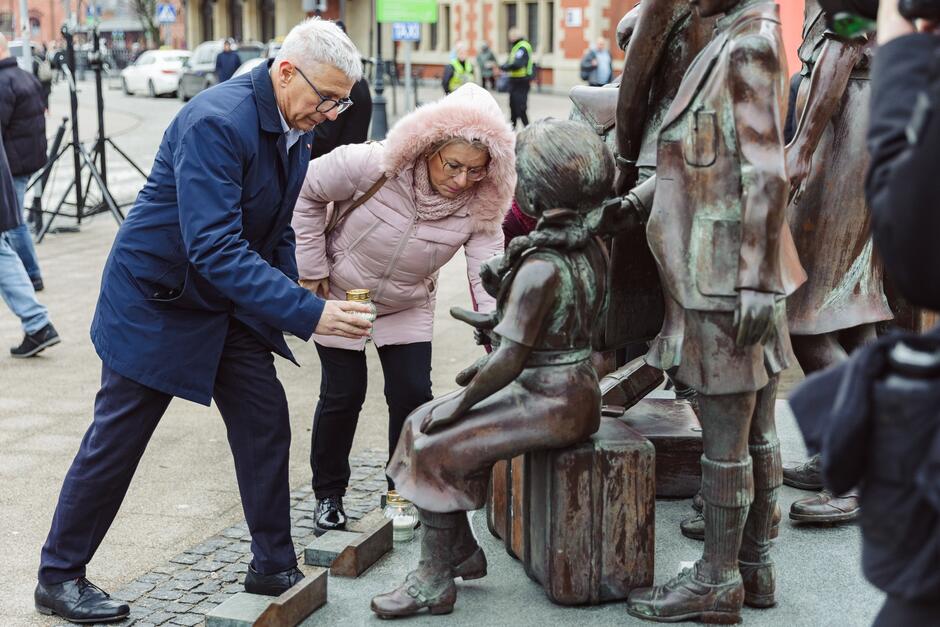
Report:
346,289,377,323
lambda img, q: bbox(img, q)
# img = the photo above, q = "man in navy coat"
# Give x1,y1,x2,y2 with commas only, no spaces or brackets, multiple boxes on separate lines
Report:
34,19,371,624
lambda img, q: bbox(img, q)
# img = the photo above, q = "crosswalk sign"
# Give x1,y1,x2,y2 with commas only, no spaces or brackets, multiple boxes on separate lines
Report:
156,3,177,24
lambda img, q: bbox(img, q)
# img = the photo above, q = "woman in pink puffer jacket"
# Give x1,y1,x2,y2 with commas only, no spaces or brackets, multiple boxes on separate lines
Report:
292,83,515,533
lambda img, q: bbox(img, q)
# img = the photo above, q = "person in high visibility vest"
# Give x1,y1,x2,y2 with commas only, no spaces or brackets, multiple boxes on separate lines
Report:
500,27,533,128
442,42,474,94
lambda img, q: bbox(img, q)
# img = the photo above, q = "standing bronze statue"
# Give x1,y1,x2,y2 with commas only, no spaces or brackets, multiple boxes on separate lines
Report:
618,0,805,622
781,0,892,525
601,0,718,357
370,119,623,618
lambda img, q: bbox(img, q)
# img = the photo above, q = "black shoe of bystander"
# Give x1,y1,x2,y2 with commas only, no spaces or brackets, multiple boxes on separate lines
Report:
244,564,304,596
314,496,347,535
34,577,130,623
10,322,60,358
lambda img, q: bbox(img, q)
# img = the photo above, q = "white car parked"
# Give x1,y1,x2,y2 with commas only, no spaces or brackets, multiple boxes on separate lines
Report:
121,50,191,97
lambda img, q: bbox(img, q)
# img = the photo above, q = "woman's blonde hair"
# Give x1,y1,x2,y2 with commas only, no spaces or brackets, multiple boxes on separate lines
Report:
426,137,490,160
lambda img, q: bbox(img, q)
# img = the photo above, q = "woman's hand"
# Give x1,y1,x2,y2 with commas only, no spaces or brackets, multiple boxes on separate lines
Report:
420,395,465,434
314,300,372,339
300,278,330,298
785,145,812,203
734,289,776,348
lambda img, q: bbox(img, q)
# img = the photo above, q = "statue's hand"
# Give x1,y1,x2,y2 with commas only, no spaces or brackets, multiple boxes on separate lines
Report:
785,145,812,203
420,396,464,434
734,289,776,348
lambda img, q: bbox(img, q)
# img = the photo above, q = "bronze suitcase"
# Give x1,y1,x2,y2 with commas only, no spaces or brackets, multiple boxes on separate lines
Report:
523,418,655,605
617,398,702,498
485,455,526,559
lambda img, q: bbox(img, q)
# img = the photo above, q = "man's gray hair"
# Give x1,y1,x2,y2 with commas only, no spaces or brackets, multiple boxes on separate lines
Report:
275,18,362,82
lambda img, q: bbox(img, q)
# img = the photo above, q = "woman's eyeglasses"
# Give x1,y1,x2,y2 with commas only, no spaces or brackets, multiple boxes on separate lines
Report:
438,152,488,182
294,66,354,114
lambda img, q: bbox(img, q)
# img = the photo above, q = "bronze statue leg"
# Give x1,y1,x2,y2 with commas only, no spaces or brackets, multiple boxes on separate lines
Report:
790,332,848,375
739,376,782,608
697,391,755,584
371,508,460,618
838,323,877,354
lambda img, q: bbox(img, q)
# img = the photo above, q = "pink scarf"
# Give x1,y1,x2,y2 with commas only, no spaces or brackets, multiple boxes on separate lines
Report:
412,157,474,221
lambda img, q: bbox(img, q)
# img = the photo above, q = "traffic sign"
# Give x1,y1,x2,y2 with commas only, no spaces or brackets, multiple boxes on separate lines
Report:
391,22,421,42
156,3,177,24
376,0,437,23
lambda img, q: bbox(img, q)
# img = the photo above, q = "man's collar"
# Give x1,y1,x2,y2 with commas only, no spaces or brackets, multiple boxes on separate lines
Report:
252,59,286,134
0,57,18,70
277,107,291,134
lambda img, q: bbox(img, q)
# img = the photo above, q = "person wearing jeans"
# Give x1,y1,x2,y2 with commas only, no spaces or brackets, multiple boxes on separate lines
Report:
0,34,47,291
0,129,58,357
293,84,515,535
5,175,44,289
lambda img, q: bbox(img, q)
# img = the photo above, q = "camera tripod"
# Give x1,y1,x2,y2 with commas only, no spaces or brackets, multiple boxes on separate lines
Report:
27,24,147,243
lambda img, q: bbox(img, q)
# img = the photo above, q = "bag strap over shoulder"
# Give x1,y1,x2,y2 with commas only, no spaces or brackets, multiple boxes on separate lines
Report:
325,174,389,235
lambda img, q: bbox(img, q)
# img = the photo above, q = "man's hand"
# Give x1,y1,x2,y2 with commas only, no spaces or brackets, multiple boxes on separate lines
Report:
734,289,776,348
299,277,330,298
878,0,916,44
314,300,372,339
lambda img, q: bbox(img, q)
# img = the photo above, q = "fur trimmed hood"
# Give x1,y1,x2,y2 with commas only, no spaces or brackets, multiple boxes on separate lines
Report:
381,83,516,234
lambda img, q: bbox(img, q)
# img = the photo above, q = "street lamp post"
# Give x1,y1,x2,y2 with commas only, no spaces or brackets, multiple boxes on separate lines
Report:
370,20,388,140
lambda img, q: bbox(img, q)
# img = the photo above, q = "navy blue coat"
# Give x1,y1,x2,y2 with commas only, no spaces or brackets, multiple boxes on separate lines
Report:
91,61,324,405
0,129,20,233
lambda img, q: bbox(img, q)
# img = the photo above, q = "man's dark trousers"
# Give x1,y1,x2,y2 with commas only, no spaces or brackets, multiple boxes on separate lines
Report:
508,78,530,128
38,320,295,584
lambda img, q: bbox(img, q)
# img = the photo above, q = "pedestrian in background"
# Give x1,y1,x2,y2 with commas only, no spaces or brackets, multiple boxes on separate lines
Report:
0,128,59,358
0,34,47,292
442,42,474,94
477,40,497,90
310,20,372,160
34,19,372,624
215,39,241,83
292,83,514,536
501,27,533,128
580,37,613,86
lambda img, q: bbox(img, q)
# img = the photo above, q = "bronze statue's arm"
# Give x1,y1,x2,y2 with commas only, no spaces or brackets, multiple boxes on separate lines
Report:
587,175,657,236
617,3,642,53
614,0,676,194
421,259,559,434
786,36,865,193
729,35,789,346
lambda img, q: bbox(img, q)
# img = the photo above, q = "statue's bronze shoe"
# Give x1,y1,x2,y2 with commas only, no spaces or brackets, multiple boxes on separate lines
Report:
625,567,744,624
782,454,822,491
680,505,780,541
739,560,775,608
371,572,457,619
789,490,859,523
453,546,487,580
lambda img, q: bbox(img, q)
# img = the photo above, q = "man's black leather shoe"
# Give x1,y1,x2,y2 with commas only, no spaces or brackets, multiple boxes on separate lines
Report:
314,495,347,535
34,577,130,623
244,564,304,596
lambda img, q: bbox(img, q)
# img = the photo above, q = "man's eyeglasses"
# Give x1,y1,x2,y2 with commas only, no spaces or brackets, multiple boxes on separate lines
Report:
294,66,353,114
437,152,488,182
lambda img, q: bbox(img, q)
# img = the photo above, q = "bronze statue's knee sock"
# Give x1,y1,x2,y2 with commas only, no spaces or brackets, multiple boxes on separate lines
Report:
698,456,754,584
416,508,460,580
739,441,782,563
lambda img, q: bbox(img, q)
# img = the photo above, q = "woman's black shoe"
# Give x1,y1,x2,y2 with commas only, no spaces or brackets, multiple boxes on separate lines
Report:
34,577,130,623
314,496,347,535
244,564,304,596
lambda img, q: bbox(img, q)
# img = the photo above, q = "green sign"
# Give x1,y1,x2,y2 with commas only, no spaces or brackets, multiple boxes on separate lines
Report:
376,0,438,23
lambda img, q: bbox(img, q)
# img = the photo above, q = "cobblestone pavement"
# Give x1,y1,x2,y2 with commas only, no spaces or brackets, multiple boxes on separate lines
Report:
47,450,388,627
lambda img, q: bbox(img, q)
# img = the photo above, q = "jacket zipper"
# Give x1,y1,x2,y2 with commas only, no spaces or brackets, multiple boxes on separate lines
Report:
373,211,418,302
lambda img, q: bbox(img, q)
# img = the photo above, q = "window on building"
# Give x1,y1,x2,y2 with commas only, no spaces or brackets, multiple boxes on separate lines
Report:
526,3,538,49
430,16,438,50
546,1,554,52
506,4,517,30
201,0,214,42
444,5,451,51
0,12,13,34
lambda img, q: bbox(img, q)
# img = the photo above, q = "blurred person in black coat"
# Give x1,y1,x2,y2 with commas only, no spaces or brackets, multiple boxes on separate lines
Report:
792,2,940,625
310,20,371,160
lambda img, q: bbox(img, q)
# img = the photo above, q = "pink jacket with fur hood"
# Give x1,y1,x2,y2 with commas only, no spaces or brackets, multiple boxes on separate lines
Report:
293,83,515,350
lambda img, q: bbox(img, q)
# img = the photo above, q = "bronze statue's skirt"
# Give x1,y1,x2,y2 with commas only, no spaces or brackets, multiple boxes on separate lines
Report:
388,360,601,513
